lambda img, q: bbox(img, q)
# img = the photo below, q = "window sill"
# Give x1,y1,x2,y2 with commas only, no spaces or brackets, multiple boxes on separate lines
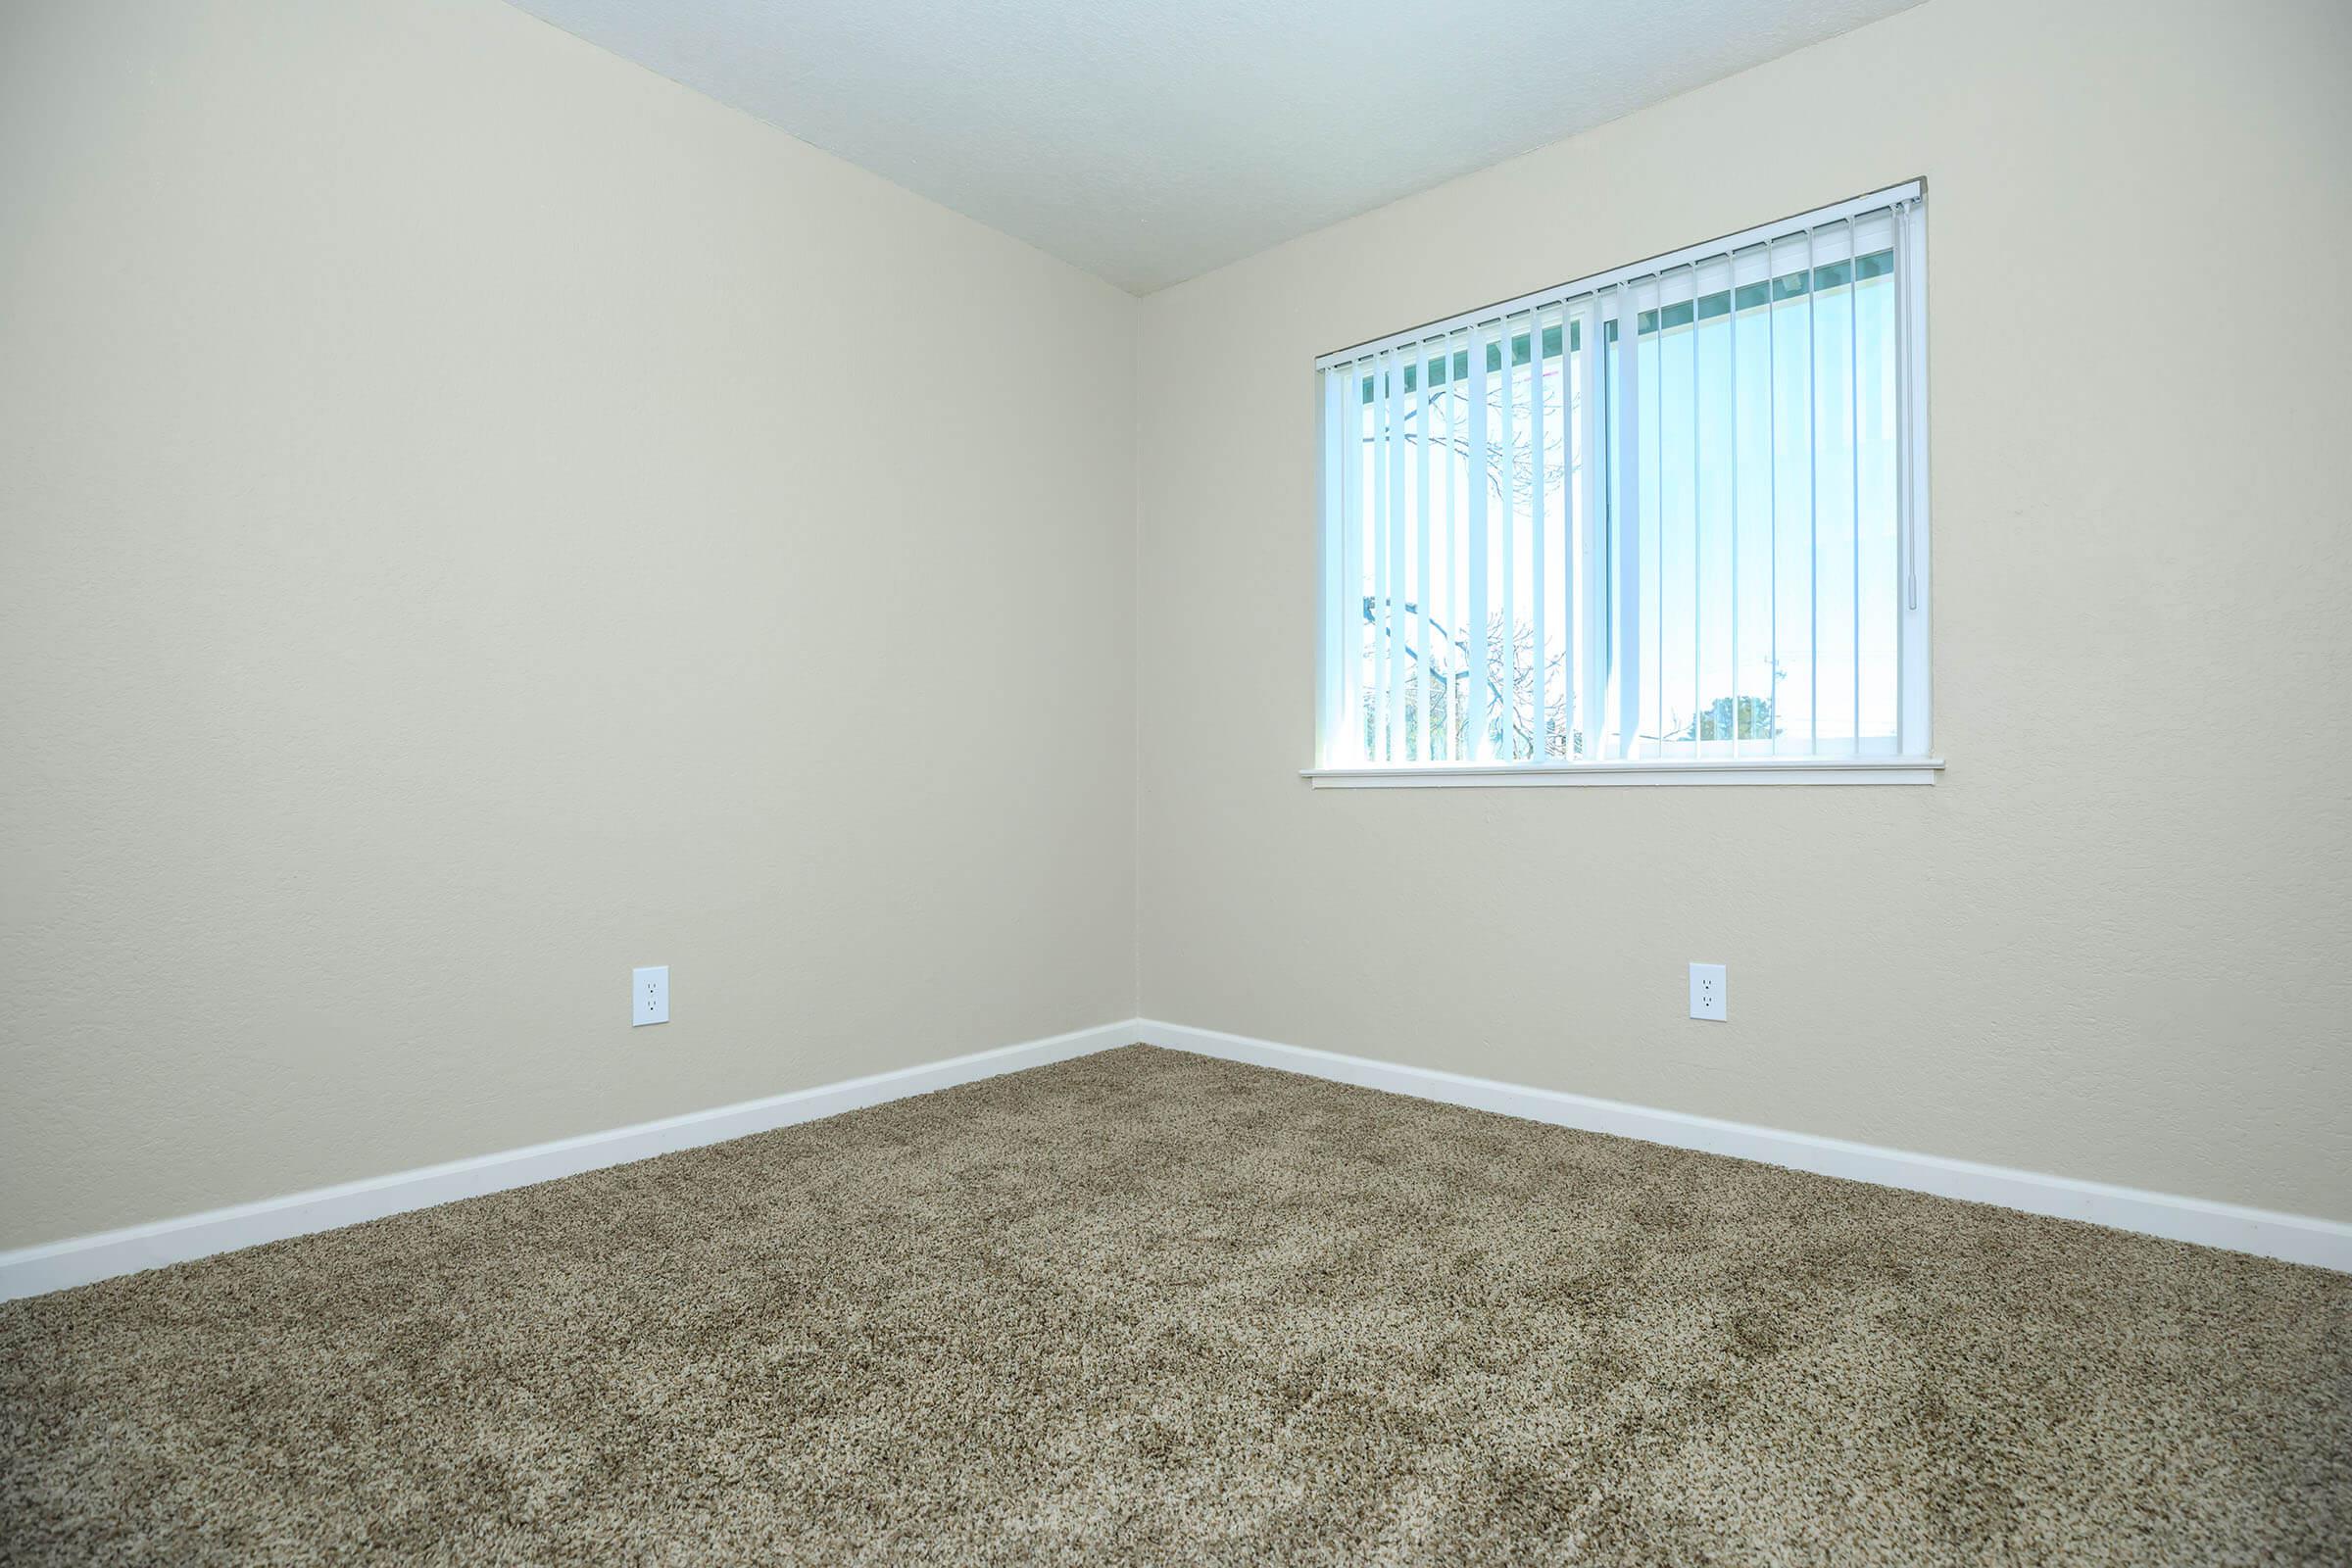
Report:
1300,758,1944,789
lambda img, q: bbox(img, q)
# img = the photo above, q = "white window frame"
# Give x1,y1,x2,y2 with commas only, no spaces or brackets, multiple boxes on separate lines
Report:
1305,180,1937,788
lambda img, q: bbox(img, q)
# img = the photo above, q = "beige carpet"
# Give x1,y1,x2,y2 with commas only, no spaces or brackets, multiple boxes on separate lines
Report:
3,1045,2346,1565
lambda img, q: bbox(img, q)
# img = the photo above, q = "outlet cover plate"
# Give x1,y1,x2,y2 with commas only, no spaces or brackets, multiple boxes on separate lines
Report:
1689,962,1727,1021
633,965,669,1027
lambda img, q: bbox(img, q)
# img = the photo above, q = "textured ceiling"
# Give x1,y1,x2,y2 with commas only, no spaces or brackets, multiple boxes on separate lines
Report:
506,0,1924,293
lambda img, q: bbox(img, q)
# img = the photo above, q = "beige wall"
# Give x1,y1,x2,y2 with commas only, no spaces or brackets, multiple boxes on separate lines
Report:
0,0,1137,1248
7,0,2346,1252
1136,0,2352,1220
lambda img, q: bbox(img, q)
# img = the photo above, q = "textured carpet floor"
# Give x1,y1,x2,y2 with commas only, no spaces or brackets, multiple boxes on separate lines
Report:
3,1046,2347,1565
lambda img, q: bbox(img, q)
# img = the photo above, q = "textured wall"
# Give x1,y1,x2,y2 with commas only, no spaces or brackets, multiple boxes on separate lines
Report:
7,0,2346,1253
1135,0,2352,1220
0,0,1137,1248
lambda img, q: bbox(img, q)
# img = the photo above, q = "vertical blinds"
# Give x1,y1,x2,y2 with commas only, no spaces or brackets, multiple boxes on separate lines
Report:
1316,181,1928,770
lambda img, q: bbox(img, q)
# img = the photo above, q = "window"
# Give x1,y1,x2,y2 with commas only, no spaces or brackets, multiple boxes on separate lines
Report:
1311,182,1934,785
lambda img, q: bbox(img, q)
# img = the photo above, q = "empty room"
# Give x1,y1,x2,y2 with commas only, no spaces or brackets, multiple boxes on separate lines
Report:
3,0,2347,1561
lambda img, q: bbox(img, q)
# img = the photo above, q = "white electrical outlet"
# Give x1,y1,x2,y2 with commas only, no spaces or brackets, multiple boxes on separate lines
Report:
1689,962,1727,1021
633,965,669,1027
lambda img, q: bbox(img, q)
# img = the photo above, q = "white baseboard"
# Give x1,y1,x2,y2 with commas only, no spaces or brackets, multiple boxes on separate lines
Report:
0,1020,1139,1302
12,1015,2341,1300
1136,1018,2352,1274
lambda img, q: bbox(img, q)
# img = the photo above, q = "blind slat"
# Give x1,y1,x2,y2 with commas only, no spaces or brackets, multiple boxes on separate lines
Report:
1387,347,1408,761
1848,217,1865,760
1576,301,1603,759
1612,283,1642,759
1340,359,1364,761
1446,328,1466,760
1651,270,1669,758
1466,322,1492,760
1728,249,1741,760
1762,231,1780,760
1414,340,1434,762
1686,261,1702,761
1530,306,1549,759
1804,222,1820,758
1320,367,1344,753
1499,314,1520,759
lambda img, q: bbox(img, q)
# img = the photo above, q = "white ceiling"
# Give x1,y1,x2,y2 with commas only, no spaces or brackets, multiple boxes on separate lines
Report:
508,0,1922,294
